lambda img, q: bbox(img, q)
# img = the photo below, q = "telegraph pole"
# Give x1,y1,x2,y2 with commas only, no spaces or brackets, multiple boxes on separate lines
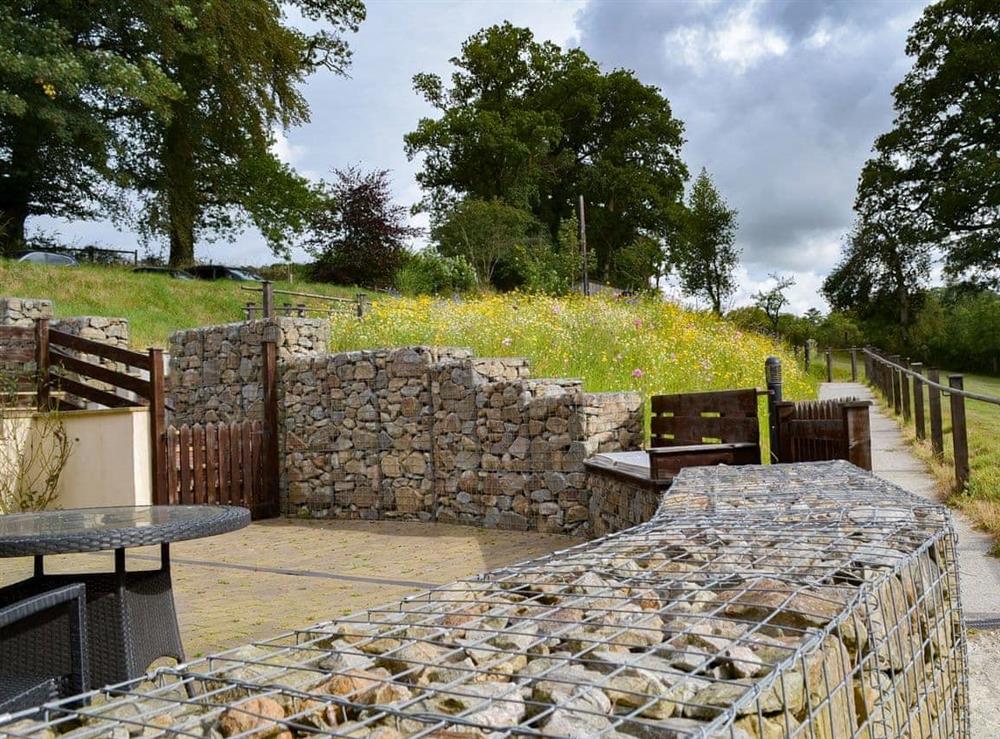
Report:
578,195,589,296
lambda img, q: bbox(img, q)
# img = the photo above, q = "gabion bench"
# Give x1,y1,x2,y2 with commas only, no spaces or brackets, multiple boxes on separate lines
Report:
0,461,968,738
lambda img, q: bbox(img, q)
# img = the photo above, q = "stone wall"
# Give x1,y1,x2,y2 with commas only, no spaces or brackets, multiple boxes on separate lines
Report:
281,346,643,535
0,296,53,326
585,469,665,538
168,318,329,425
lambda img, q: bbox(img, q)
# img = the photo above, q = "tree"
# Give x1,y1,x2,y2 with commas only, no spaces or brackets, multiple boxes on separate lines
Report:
753,273,795,333
405,23,687,285
432,199,541,285
305,168,420,287
823,156,933,341
0,3,180,252
867,0,1000,286
672,168,739,313
125,0,365,265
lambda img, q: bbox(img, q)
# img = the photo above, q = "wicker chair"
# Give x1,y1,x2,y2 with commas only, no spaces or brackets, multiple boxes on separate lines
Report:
0,584,88,713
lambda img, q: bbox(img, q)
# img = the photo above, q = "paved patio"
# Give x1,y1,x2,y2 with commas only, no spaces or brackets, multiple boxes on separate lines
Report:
0,519,579,658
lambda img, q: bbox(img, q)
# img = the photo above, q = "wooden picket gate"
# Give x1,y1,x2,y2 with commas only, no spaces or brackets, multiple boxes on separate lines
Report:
161,420,273,517
773,398,872,470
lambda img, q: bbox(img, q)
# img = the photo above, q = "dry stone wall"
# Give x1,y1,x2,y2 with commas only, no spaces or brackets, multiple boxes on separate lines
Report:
168,318,329,425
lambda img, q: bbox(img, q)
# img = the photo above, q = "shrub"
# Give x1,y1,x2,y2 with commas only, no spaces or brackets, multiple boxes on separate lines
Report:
395,250,478,296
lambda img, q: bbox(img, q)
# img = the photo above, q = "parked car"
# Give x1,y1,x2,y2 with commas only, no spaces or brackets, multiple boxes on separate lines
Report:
188,265,263,281
132,266,194,280
12,250,79,266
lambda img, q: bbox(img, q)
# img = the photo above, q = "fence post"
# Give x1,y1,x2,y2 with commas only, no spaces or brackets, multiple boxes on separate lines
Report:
355,293,368,318
843,401,872,471
34,318,49,410
911,362,926,440
900,358,911,423
890,355,903,415
148,347,167,505
928,367,944,459
765,356,782,463
260,325,280,518
297,303,306,318
850,348,858,382
949,375,970,490
245,302,256,320
825,349,833,382
804,343,811,372
262,281,274,318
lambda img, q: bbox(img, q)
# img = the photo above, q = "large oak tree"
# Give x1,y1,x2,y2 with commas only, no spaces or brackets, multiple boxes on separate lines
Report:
405,23,687,286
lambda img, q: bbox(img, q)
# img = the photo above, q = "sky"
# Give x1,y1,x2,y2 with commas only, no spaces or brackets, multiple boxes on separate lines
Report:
33,0,930,313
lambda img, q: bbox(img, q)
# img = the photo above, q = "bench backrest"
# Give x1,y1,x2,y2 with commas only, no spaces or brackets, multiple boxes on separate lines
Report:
650,388,761,447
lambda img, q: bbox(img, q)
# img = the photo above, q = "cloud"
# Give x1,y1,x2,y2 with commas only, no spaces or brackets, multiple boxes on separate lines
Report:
575,0,929,308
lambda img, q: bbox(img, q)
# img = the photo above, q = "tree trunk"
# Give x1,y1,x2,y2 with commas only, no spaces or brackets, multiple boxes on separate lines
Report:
164,111,198,266
0,124,39,255
0,204,28,254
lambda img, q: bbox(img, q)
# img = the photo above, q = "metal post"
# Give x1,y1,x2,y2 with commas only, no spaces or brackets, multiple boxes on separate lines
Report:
34,318,49,410
148,348,167,505
825,349,833,382
949,375,970,490
260,325,281,518
928,367,944,458
578,195,589,297
765,356,782,463
850,348,858,382
911,362,926,440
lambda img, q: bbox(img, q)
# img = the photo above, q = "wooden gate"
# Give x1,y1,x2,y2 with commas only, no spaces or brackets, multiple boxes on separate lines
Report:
161,421,272,517
774,398,872,470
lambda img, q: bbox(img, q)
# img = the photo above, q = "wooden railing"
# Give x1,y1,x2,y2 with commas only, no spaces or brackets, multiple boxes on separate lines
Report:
773,398,872,470
242,281,368,320
860,348,997,490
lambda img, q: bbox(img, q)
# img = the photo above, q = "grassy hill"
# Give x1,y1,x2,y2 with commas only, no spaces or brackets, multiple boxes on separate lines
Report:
1,260,816,404
0,261,363,349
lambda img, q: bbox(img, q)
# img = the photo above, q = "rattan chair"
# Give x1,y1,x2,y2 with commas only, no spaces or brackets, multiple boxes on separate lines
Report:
0,583,89,713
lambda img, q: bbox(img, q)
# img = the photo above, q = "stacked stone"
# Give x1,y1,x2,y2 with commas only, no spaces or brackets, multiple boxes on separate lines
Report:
281,344,642,534
0,297,53,379
5,462,966,738
168,318,329,425
587,470,664,538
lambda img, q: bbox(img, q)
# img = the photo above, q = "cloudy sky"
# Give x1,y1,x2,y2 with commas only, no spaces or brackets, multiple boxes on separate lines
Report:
34,0,929,313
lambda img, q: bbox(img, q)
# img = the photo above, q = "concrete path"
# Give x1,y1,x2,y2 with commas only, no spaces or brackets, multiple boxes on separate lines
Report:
821,382,1000,621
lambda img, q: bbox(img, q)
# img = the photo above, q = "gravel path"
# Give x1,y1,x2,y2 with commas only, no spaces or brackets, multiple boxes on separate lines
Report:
822,382,1000,736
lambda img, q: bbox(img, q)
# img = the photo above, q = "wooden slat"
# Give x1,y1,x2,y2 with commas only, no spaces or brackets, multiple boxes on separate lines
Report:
206,423,219,504
0,326,33,338
2,348,35,362
251,420,262,509
229,422,241,505
241,420,254,509
192,424,206,505
218,427,231,505
48,329,151,370
50,349,152,398
781,419,844,442
651,388,759,417
165,427,180,505
179,425,192,504
49,373,143,408
650,415,760,445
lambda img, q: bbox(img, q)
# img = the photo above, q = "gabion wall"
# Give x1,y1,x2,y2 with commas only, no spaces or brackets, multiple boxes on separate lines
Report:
282,346,643,534
1,461,968,738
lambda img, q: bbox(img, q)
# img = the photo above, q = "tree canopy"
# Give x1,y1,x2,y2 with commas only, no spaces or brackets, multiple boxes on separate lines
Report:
672,168,740,314
852,0,1000,290
405,22,687,287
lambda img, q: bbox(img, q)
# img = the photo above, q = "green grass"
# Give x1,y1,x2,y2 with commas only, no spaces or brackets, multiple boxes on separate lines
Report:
878,369,1000,552
0,261,364,348
330,291,818,409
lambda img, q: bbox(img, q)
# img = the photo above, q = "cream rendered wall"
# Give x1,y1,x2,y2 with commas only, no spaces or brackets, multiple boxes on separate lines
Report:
1,407,151,510
55,408,152,507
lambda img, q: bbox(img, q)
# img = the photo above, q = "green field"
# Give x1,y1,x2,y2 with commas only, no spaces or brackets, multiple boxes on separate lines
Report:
0,261,363,349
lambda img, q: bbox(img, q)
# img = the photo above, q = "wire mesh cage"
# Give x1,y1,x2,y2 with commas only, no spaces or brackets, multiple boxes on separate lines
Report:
0,461,968,738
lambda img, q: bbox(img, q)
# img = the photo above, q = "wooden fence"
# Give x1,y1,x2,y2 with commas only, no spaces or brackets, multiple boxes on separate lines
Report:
774,398,872,470
162,420,271,516
242,281,368,320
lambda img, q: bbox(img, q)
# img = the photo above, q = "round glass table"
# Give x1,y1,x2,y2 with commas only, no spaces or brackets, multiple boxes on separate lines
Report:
0,505,249,693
